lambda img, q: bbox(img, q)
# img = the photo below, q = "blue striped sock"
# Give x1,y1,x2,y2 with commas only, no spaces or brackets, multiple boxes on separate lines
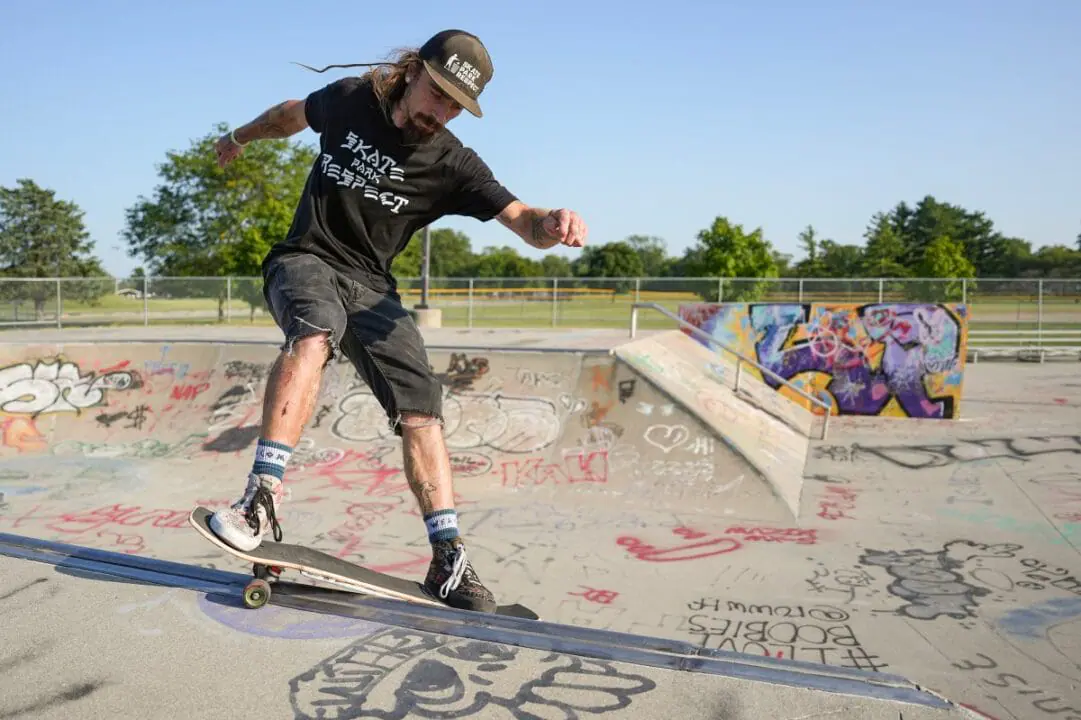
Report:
424,509,459,543
253,438,292,480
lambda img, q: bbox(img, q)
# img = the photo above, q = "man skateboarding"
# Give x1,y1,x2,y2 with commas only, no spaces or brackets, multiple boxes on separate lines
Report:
207,29,587,613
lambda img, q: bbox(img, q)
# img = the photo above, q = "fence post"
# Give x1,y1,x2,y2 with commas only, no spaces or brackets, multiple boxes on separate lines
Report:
226,277,232,323
143,276,149,326
962,278,968,305
635,277,640,303
55,279,62,329
551,277,559,327
468,279,474,329
1037,279,1043,347
718,278,724,303
878,278,883,303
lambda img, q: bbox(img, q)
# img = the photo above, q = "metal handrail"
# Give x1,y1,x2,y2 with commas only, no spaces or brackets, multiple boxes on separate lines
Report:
628,302,831,440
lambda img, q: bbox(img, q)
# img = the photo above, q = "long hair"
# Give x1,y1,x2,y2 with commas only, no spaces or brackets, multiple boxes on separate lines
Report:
293,47,424,121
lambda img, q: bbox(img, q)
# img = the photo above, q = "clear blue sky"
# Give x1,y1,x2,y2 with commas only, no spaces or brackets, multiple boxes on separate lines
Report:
2,0,1078,277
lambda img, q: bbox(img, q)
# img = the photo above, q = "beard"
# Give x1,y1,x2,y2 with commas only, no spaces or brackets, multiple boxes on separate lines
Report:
400,111,443,145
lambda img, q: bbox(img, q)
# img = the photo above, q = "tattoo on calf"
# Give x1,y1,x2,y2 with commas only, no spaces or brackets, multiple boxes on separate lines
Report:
410,479,438,514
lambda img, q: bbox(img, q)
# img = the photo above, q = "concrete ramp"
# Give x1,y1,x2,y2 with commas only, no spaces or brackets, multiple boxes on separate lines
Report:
615,330,818,519
0,340,794,522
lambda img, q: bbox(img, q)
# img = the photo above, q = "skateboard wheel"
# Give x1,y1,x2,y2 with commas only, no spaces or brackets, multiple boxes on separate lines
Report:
244,579,271,609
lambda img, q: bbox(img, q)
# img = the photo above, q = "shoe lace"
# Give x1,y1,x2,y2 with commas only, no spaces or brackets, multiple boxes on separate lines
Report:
246,485,283,542
438,545,469,600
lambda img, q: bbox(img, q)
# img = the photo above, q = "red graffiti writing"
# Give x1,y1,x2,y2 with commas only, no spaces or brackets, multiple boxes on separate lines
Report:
171,383,210,401
618,526,742,562
47,504,190,535
569,586,619,605
817,486,860,520
725,526,818,545
499,449,608,489
311,450,408,497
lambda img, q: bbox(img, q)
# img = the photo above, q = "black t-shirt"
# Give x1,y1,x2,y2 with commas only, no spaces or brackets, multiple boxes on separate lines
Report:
264,76,517,293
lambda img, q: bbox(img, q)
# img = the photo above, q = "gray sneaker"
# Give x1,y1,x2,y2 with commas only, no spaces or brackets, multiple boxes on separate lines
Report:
208,473,284,552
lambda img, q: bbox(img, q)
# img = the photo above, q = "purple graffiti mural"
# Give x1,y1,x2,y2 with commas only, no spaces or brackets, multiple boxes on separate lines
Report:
681,303,967,419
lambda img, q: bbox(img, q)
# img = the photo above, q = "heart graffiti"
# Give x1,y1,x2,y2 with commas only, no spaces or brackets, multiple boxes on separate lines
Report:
644,424,690,453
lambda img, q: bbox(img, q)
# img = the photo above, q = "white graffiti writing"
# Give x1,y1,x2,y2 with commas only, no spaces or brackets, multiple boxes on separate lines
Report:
0,361,135,415
332,388,563,454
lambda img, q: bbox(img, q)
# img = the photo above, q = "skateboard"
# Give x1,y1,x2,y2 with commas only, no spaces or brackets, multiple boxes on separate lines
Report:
187,506,539,619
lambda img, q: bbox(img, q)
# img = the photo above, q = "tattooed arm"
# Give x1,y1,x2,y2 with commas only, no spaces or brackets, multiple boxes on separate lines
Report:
233,100,309,143
215,100,309,167
497,200,588,250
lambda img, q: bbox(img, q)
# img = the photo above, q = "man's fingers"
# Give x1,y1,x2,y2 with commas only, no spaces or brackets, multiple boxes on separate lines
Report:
558,210,571,239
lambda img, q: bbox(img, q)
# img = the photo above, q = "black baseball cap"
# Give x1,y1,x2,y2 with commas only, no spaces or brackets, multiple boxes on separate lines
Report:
419,29,493,118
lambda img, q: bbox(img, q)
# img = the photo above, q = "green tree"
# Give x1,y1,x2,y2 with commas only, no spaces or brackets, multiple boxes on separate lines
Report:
575,242,645,278
572,241,644,294
391,227,475,278
794,225,827,277
816,240,864,278
861,212,910,277
771,250,795,277
981,236,1032,278
122,122,317,320
623,235,670,276
1027,245,1081,278
0,178,109,320
539,254,572,277
912,234,975,301
681,216,778,301
468,246,542,281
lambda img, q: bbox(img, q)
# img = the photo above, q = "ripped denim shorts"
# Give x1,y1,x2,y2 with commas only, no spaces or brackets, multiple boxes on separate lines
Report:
261,251,442,435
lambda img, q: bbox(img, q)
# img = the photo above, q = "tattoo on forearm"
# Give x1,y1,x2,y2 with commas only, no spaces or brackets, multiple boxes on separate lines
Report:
529,208,553,248
238,102,299,143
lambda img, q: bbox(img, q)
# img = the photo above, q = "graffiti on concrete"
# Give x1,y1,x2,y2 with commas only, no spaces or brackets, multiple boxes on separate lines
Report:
0,359,139,415
678,302,967,418
859,540,1022,621
289,627,657,719
332,387,563,454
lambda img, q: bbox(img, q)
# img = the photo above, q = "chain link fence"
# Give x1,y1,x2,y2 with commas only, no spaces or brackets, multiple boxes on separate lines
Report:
1,275,1079,331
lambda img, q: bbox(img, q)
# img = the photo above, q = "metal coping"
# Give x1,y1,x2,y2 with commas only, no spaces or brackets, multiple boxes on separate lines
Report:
0,532,955,710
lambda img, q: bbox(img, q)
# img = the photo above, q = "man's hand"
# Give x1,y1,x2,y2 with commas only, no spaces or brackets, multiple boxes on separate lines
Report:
538,208,588,248
215,132,244,169
497,201,588,250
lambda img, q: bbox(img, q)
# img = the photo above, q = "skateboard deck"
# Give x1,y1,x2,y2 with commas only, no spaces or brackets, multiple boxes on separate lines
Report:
188,506,539,619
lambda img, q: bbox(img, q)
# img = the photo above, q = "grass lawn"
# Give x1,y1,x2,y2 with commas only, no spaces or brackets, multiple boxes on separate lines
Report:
1,288,1078,336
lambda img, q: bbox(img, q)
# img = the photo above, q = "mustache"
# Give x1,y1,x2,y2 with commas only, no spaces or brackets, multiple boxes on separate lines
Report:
415,112,440,129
